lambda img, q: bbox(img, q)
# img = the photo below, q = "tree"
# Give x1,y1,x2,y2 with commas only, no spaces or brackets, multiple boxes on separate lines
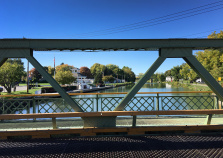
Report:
55,71,76,85
167,30,223,82
56,64,74,72
170,65,183,81
156,73,165,82
0,59,25,93
138,73,144,79
208,30,223,39
7,58,24,65
29,68,42,82
164,70,171,77
94,72,103,85
102,75,115,83
47,66,55,76
80,67,93,78
122,66,136,82
90,63,106,77
55,64,76,85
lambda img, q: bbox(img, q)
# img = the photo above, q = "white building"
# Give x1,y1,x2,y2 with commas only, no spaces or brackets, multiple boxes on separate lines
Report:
166,76,174,82
71,67,94,89
196,78,204,83
71,67,87,80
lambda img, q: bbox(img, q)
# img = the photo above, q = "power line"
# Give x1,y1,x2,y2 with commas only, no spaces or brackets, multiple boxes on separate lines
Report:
73,1,223,38
181,27,223,38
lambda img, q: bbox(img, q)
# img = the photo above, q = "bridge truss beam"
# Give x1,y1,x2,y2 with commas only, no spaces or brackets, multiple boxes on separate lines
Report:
115,48,223,111
0,49,84,112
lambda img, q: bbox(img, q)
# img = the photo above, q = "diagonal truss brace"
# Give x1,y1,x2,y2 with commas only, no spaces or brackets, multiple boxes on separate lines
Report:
184,56,223,101
115,48,223,111
0,49,84,112
114,56,166,111
0,57,8,67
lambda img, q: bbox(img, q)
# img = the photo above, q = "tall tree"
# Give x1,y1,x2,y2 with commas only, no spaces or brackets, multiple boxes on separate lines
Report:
80,67,93,78
102,75,115,83
46,66,55,76
55,64,76,85
122,66,136,82
0,59,25,93
29,68,42,82
208,30,223,39
170,65,182,81
156,73,165,82
55,71,76,85
93,72,103,85
56,64,74,72
90,63,106,77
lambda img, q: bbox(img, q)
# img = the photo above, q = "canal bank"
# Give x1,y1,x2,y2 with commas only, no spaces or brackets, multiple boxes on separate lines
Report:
68,86,114,93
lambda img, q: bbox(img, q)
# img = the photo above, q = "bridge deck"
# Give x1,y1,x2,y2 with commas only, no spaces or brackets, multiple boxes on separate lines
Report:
1,134,223,157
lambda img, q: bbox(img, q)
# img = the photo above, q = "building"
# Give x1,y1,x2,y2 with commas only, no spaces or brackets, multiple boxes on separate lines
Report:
71,67,87,80
166,76,174,82
71,67,94,89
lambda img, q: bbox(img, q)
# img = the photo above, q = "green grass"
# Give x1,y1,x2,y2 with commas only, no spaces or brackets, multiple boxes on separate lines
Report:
105,82,133,86
18,83,50,86
168,81,212,91
1,87,42,95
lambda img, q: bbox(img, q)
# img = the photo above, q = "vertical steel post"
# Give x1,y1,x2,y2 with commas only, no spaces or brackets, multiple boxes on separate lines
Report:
205,114,213,125
32,97,36,121
52,117,57,129
216,96,219,109
3,98,5,114
156,93,160,111
156,93,159,117
96,94,99,112
27,100,30,114
132,115,137,127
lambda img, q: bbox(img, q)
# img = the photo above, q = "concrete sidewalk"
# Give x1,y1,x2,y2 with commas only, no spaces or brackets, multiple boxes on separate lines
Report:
1,116,223,131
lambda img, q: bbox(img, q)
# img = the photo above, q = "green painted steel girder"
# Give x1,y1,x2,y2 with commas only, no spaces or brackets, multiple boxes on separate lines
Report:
0,57,7,67
115,48,223,111
0,39,223,51
0,49,84,112
184,56,223,101
114,56,166,111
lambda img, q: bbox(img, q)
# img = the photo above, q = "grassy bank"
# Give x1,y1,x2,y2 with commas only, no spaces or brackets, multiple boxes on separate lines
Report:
105,82,134,86
168,81,212,91
1,87,42,96
19,83,50,86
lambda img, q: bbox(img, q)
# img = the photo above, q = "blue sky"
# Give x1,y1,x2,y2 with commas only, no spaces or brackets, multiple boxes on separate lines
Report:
1,0,223,75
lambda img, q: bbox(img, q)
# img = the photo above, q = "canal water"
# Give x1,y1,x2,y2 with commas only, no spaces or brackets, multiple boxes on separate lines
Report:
69,83,214,112
11,83,214,114
75,83,202,98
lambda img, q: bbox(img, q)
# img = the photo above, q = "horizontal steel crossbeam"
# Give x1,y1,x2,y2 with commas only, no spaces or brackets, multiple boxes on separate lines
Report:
0,39,223,51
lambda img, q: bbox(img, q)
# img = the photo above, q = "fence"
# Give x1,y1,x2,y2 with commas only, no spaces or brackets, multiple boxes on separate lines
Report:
0,92,221,114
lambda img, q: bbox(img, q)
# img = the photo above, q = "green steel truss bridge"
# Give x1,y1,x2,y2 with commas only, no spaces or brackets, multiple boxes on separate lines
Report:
1,38,223,113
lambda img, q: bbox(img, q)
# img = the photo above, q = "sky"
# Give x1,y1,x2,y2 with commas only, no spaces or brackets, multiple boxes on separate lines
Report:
1,0,223,75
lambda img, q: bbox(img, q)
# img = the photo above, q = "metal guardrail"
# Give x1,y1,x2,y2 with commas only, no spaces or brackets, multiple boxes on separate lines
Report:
0,91,221,114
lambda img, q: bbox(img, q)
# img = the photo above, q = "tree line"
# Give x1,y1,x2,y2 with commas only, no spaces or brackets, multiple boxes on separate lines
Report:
90,63,136,85
0,60,136,93
165,31,223,82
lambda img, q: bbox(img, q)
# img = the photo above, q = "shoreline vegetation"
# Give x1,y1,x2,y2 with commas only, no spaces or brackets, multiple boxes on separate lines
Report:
1,81,219,96
0,82,134,96
167,81,212,91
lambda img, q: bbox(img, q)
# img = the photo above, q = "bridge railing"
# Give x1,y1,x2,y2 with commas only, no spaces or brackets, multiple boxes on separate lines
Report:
0,91,221,114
